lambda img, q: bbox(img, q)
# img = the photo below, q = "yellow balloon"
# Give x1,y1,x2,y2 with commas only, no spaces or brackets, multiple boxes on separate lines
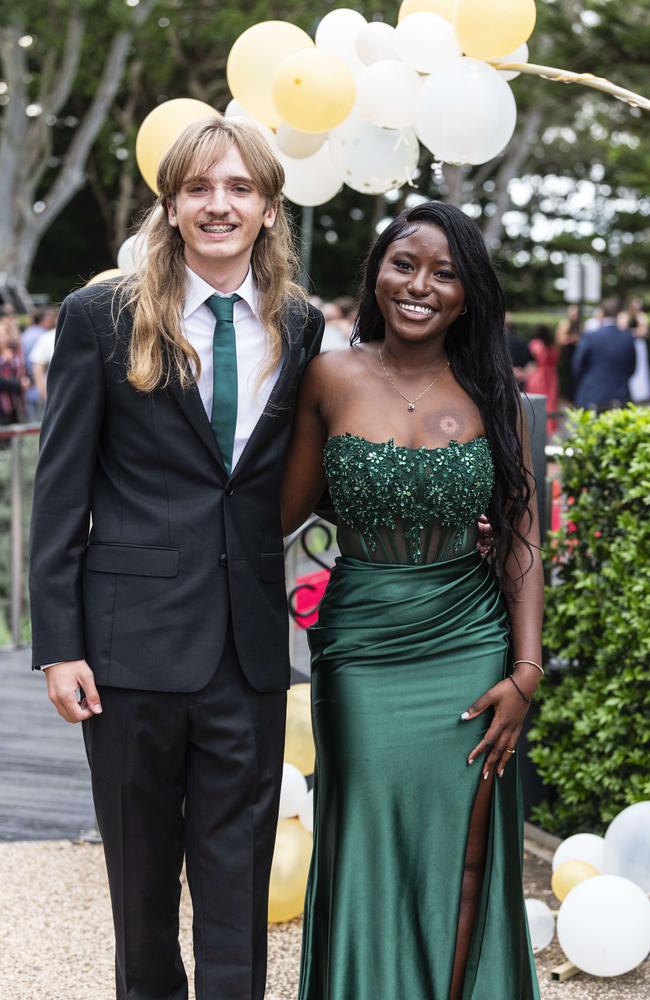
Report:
284,683,315,776
551,860,599,902
136,99,219,194
85,268,123,286
268,819,313,923
453,0,537,60
398,0,454,22
272,49,356,135
227,21,314,129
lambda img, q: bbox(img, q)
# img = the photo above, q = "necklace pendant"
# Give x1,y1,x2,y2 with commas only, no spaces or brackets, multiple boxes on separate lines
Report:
407,403,416,412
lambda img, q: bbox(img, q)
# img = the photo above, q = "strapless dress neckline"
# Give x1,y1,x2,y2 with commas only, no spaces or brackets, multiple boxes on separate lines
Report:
326,432,488,455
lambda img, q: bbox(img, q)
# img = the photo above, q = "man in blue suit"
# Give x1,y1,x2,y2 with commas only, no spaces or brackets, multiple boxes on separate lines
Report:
572,298,636,411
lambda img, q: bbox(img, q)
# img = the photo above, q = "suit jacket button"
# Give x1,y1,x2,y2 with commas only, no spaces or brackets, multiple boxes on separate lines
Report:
225,485,234,496
219,553,228,568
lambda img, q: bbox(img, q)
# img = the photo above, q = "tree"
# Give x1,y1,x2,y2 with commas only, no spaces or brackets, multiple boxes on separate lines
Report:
0,0,156,293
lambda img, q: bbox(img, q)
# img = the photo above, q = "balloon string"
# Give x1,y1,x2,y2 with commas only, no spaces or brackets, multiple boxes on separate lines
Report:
490,60,650,112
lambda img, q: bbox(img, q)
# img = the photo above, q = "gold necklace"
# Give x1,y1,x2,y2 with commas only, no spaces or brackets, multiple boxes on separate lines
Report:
378,346,450,412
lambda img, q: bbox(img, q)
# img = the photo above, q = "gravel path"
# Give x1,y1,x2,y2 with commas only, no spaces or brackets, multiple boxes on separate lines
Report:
1,840,647,999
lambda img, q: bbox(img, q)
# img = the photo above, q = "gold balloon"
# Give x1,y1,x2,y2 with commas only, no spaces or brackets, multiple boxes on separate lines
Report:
135,99,219,194
284,683,315,776
453,0,537,60
227,21,314,129
272,49,356,135
551,860,599,902
268,819,313,923
398,0,454,22
85,268,123,286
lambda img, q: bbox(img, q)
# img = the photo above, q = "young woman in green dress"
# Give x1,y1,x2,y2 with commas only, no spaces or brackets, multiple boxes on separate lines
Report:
282,202,543,1000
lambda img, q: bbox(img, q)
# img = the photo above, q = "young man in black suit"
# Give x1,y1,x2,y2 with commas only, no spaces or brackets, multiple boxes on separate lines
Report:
29,118,324,1000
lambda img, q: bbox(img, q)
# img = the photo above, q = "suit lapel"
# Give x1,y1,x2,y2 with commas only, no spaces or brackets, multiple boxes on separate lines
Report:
168,376,227,473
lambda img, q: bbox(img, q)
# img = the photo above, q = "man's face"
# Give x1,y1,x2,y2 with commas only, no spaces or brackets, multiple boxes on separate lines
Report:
167,145,277,280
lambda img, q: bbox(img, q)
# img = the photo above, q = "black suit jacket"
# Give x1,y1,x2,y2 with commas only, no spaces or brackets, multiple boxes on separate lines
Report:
29,282,324,693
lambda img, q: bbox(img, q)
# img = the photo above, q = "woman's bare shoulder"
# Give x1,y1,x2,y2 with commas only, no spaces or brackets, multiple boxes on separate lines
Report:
305,345,374,386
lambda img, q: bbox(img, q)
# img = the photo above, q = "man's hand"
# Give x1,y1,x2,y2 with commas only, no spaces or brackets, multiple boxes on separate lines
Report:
476,514,494,558
45,660,102,724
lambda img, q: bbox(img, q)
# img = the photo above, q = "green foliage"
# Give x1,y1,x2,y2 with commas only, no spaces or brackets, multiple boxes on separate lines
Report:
530,406,650,835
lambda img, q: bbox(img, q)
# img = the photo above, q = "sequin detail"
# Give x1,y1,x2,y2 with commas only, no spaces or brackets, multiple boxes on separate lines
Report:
324,433,494,564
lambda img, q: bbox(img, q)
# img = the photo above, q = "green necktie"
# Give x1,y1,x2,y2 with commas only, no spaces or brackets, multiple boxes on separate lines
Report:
206,293,240,474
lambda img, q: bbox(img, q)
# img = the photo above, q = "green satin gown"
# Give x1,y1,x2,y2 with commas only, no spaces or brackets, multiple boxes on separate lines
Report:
299,434,540,1000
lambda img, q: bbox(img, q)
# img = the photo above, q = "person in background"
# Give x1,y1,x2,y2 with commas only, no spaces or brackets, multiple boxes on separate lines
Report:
0,317,28,424
505,314,536,391
29,324,58,403
22,306,58,418
526,324,560,435
621,298,650,404
572,297,636,412
555,304,580,405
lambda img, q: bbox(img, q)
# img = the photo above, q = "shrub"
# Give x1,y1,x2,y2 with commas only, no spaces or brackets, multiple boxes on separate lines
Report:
529,406,650,836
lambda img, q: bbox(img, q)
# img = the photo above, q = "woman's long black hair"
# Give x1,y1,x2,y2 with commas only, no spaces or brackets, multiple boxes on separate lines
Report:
351,201,533,573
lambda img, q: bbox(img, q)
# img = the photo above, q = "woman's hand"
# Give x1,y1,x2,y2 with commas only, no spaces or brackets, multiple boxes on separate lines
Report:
460,677,534,780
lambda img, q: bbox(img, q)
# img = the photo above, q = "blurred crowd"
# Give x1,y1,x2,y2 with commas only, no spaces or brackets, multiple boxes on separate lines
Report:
2,295,648,437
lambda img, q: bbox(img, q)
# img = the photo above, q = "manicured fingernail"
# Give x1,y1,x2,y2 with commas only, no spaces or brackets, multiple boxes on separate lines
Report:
460,712,470,721
467,758,474,766
483,771,489,780
92,704,102,714
498,769,504,778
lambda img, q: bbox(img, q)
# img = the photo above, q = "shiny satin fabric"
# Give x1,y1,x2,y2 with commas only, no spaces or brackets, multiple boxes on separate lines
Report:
299,551,540,1000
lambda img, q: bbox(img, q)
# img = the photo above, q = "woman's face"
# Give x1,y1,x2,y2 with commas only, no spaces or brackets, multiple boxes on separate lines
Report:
375,223,465,344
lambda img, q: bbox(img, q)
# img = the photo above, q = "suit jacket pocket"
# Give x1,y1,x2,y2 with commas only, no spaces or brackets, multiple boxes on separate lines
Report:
259,552,286,583
85,543,180,577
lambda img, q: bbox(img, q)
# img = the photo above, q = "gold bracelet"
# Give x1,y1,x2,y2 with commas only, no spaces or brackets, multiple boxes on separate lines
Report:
513,659,544,677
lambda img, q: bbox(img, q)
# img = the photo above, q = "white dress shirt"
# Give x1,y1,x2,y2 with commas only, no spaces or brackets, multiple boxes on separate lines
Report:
183,266,281,470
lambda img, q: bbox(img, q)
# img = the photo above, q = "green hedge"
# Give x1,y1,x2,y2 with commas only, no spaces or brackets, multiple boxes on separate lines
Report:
529,406,650,836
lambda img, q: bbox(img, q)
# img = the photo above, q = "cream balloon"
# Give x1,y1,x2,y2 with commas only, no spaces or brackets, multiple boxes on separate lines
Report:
315,8,367,76
279,763,309,819
453,0,537,61
226,21,314,128
603,801,650,892
136,99,219,194
329,114,420,195
355,22,398,65
268,819,313,924
557,875,650,977
394,12,461,74
298,787,314,834
495,42,529,80
415,58,517,165
357,60,421,130
222,98,276,144
398,0,455,22
552,833,605,874
551,860,599,902
525,898,555,952
280,143,344,208
272,49,355,134
284,683,316,773
85,268,123,287
275,124,327,160
116,233,148,274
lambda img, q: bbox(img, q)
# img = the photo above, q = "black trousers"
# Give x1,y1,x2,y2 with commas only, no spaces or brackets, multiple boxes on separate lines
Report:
82,628,286,1000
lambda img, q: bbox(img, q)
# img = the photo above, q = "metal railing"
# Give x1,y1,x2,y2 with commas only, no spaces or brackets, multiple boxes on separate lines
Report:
0,423,40,648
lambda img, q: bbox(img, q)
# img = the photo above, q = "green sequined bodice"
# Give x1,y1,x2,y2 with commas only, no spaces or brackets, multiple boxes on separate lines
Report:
324,434,494,564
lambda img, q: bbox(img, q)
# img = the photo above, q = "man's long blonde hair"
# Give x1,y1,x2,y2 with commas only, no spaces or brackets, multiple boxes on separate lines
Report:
119,117,304,393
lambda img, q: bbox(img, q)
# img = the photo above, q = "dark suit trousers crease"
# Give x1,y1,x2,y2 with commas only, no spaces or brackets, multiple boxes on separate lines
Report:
82,628,287,1000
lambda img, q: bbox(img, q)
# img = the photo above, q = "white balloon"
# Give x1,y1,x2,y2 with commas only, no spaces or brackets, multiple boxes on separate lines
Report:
275,124,326,160
415,58,517,165
279,763,308,819
329,113,419,195
357,60,421,130
603,801,650,892
495,42,529,80
315,8,367,76
355,22,398,65
394,12,461,74
298,787,314,834
552,833,605,874
557,875,650,977
116,233,148,274
280,142,344,207
525,898,555,952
